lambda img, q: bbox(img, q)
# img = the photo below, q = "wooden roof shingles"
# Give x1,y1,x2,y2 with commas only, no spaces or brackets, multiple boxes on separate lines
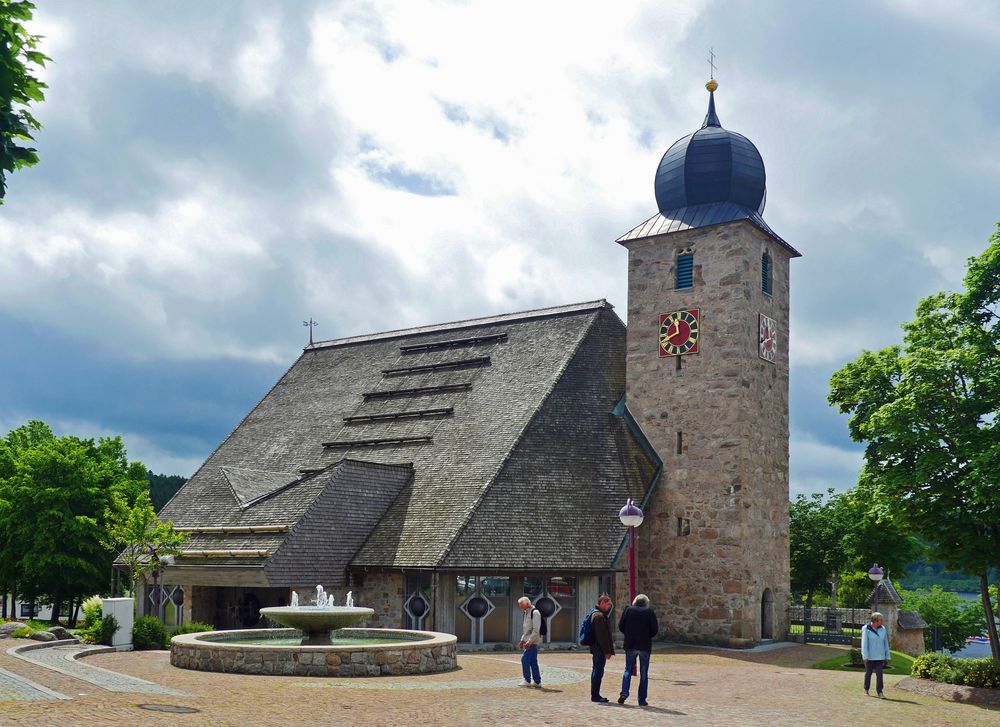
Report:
161,300,657,582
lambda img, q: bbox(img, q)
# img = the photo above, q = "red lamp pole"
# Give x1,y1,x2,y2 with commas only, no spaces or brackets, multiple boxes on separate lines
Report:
628,525,637,606
619,499,644,678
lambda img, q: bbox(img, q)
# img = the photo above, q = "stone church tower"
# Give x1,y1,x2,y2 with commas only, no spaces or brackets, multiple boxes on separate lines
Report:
619,80,800,646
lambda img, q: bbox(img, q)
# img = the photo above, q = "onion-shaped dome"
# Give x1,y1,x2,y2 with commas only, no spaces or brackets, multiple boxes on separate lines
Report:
654,80,766,216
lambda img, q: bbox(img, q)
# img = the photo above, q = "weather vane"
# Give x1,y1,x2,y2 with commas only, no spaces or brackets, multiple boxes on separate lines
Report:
303,317,318,346
708,47,718,80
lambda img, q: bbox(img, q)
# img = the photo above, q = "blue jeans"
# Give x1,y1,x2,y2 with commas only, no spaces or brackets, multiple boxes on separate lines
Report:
621,649,651,702
591,650,607,699
521,644,540,684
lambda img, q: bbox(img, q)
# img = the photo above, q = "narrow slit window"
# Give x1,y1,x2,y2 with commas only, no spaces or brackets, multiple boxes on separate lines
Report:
677,517,691,536
676,431,683,454
761,251,772,294
675,253,694,290
675,356,682,372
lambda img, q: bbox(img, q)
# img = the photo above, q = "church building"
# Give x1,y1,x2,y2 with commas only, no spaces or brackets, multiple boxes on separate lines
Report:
154,79,798,647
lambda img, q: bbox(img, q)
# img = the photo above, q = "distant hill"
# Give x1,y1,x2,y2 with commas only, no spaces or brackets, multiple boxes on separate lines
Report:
147,470,187,512
899,558,996,593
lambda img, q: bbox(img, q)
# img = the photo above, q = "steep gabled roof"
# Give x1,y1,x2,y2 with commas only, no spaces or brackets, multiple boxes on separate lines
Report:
432,309,657,570
160,299,655,577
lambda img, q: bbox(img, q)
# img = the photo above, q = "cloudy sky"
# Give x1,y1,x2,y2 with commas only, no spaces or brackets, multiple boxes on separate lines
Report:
1,0,998,495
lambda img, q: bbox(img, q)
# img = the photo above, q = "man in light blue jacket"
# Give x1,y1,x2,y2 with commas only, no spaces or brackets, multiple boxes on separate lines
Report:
860,612,890,698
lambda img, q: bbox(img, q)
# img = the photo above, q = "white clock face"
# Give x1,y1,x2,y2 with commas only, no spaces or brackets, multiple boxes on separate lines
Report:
759,313,777,363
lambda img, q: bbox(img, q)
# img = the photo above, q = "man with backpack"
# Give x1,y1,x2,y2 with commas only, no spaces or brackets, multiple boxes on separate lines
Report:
582,593,616,702
517,596,543,687
617,593,658,706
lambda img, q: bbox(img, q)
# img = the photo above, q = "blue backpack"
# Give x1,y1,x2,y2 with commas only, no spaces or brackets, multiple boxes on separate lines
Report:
579,608,599,646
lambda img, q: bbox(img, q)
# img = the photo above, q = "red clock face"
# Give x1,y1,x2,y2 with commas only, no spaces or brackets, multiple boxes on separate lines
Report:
759,313,776,363
659,309,700,356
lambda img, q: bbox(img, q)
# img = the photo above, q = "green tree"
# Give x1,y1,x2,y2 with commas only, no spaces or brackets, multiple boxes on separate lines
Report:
104,488,187,599
900,585,986,653
0,426,149,623
790,486,922,609
0,0,49,201
0,419,55,616
790,489,849,608
829,226,1000,659
145,470,187,512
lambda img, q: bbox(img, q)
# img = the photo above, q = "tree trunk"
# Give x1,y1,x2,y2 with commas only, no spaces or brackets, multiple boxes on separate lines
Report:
980,573,999,660
69,593,82,628
49,588,62,625
1,588,6,619
804,590,814,634
10,582,17,619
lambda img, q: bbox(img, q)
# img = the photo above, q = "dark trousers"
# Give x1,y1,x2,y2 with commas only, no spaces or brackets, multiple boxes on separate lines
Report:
864,660,884,694
591,650,607,700
521,645,540,684
621,649,651,702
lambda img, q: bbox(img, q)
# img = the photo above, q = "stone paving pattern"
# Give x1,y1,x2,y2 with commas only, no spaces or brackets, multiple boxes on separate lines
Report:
0,638,997,726
9,642,186,696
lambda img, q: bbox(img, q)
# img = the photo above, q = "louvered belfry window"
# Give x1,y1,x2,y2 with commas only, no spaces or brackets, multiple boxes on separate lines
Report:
675,252,694,289
761,251,772,294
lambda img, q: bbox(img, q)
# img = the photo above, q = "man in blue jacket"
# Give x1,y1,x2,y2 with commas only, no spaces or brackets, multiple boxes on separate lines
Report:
861,612,890,698
617,593,658,706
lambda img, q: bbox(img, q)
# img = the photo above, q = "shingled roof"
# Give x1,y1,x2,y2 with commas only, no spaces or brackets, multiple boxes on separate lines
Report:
159,300,659,583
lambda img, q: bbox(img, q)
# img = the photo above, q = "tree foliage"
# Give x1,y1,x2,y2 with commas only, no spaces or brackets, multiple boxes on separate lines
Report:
0,421,149,622
104,488,187,596
0,0,49,201
828,225,1000,658
900,585,986,653
790,487,921,607
146,470,186,512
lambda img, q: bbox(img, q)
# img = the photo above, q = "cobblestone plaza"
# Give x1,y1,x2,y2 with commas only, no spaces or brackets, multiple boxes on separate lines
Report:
0,638,995,726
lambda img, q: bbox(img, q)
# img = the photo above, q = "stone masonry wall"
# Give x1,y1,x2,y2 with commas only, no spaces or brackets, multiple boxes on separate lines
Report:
624,220,792,646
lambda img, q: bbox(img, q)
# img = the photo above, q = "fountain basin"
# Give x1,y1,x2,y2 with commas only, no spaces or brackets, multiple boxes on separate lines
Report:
170,628,457,677
259,605,375,645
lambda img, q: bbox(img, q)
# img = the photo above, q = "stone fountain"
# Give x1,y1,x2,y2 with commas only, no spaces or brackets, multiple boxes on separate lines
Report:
260,586,374,645
171,585,457,677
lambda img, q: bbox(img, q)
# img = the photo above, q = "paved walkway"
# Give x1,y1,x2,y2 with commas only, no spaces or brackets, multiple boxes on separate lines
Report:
0,638,996,726
7,641,186,696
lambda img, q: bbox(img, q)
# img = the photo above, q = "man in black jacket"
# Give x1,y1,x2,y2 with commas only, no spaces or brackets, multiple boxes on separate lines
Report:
617,593,658,706
589,594,616,703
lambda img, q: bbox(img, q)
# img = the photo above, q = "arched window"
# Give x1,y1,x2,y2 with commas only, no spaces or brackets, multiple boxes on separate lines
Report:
675,252,694,290
761,251,772,294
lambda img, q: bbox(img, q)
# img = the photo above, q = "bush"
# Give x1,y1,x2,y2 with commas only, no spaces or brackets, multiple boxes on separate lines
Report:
81,595,103,629
132,616,168,650
847,648,864,666
96,614,119,646
169,621,214,639
10,627,34,638
911,652,956,681
912,653,1000,689
961,659,1000,689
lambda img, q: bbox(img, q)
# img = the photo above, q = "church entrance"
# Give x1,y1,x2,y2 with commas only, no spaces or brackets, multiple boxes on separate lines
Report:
761,588,774,639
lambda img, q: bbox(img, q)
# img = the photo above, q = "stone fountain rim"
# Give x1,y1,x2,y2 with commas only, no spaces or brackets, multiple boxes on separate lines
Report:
171,627,455,653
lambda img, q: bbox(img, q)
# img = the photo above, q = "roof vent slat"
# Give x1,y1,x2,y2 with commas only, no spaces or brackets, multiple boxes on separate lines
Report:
362,383,472,400
400,333,508,354
322,435,433,449
344,407,453,424
382,356,490,377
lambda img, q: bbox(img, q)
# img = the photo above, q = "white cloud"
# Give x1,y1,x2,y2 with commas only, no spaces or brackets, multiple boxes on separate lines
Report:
789,434,864,497
883,0,1000,37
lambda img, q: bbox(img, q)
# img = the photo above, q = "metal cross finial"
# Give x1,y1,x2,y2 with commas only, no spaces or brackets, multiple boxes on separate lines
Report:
708,47,718,80
303,317,318,346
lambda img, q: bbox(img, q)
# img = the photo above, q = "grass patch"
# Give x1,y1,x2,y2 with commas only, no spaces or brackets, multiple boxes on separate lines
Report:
811,648,916,673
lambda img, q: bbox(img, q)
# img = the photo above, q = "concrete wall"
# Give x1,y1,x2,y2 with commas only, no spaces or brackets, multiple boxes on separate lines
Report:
624,220,793,646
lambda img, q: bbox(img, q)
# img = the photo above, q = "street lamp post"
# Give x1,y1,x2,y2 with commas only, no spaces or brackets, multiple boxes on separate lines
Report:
868,563,884,614
619,499,644,676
